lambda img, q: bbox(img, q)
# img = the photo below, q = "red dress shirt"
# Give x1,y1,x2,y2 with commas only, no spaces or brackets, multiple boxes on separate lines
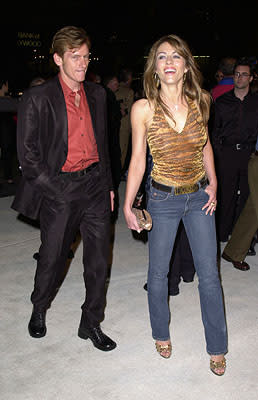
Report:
59,76,99,172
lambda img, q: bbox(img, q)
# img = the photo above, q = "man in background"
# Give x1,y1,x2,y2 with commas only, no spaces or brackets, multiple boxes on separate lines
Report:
211,58,258,243
211,57,236,100
222,137,258,271
115,68,134,178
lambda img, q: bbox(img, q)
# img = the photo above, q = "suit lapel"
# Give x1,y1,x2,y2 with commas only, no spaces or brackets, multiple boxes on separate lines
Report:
52,76,68,149
84,82,97,139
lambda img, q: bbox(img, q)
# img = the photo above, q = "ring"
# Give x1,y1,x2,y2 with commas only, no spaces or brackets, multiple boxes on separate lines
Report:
211,202,216,206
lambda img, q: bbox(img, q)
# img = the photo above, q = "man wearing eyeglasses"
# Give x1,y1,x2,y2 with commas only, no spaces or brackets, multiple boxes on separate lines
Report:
211,58,258,249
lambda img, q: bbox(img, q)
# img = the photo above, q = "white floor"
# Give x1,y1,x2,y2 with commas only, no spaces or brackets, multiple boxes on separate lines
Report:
1,182,258,400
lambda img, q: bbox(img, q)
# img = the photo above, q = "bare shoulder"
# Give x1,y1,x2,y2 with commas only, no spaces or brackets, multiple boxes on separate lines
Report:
131,98,154,124
132,98,150,112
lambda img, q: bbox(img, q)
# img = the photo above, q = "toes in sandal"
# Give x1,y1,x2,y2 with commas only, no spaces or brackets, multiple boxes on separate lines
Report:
155,342,172,359
210,357,226,376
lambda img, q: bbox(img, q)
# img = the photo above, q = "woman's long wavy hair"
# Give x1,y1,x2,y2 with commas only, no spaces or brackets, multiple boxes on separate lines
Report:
143,34,210,125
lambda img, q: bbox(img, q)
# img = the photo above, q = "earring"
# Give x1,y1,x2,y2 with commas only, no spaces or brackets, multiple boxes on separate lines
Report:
154,72,160,88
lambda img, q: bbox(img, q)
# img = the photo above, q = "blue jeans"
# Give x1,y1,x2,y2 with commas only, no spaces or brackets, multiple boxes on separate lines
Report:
147,182,228,355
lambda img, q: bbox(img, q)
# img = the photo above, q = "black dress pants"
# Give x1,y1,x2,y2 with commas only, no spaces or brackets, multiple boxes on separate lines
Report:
168,221,195,290
31,166,111,327
215,147,252,241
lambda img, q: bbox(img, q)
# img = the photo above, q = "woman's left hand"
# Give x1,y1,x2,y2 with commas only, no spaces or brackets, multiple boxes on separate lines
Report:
202,184,217,215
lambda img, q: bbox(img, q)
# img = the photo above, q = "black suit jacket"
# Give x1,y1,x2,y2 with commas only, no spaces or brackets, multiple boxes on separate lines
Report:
12,76,113,219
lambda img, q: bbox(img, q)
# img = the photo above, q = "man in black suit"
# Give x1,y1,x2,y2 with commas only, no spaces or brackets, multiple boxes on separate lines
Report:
211,58,258,242
11,26,116,351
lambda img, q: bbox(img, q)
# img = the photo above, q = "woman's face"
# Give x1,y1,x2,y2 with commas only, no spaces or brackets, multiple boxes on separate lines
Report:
155,41,188,86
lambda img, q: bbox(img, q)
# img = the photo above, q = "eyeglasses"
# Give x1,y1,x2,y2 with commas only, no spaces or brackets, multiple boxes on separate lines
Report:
234,72,251,78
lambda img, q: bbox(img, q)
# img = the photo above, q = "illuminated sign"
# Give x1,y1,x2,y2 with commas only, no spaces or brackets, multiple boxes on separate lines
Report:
17,32,42,47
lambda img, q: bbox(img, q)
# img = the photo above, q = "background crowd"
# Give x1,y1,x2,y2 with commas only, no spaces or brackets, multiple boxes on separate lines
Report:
1,55,258,272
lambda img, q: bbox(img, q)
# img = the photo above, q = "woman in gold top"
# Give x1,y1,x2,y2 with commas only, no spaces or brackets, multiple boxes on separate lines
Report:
123,35,227,375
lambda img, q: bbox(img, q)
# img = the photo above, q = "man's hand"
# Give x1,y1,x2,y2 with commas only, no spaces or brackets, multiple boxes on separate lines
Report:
110,191,115,212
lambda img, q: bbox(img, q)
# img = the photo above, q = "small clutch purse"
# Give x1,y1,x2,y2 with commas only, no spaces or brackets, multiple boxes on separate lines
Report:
132,208,152,231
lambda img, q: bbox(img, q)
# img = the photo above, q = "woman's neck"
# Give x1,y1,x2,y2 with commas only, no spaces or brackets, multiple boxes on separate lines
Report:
160,87,186,111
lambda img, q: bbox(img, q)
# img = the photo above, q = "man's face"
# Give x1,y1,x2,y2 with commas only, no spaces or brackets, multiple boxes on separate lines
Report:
107,77,119,92
234,65,253,90
54,43,90,89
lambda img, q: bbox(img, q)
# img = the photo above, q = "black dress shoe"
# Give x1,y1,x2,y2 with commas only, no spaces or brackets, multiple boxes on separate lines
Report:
222,252,250,271
247,236,256,256
28,310,47,338
78,325,117,351
247,248,256,256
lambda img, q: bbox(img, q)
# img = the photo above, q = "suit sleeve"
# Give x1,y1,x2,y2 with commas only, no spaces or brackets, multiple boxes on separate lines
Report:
102,90,114,190
17,92,64,198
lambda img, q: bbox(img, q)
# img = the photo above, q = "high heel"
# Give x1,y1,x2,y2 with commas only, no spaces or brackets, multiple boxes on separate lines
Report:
155,341,172,359
210,356,226,376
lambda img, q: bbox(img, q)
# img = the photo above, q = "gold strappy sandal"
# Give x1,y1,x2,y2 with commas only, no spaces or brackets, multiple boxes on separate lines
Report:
210,357,226,376
155,342,172,359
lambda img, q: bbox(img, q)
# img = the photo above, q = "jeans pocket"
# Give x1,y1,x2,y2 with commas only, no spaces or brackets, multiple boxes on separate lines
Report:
198,186,210,206
199,184,209,194
149,185,169,201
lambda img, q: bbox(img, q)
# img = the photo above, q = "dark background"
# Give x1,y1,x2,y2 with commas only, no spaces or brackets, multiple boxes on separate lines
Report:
2,1,258,92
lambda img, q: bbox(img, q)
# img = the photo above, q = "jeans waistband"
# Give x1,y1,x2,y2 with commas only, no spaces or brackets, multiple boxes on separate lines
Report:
151,176,207,195
60,162,99,178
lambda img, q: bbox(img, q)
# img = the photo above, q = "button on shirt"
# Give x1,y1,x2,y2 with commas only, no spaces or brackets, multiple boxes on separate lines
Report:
59,76,99,172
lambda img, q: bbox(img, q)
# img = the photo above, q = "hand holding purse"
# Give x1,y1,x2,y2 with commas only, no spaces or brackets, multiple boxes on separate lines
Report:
132,208,152,231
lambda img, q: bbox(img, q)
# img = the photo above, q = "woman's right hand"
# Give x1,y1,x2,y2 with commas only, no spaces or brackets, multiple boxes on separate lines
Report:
123,206,143,233
123,99,150,234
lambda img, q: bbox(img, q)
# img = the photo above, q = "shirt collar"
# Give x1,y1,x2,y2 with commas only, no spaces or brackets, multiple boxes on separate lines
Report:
232,89,252,101
58,74,83,98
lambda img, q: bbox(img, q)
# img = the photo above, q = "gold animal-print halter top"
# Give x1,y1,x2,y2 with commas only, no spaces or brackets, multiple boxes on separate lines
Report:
147,99,207,187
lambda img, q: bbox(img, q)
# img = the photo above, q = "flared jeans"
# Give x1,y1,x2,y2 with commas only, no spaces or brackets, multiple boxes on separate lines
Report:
147,182,228,355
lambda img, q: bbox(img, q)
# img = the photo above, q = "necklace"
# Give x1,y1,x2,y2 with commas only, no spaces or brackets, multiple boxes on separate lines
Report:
171,103,179,112
161,94,185,113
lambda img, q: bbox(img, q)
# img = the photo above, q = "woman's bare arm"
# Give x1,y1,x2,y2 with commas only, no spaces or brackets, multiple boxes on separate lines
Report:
123,99,149,231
